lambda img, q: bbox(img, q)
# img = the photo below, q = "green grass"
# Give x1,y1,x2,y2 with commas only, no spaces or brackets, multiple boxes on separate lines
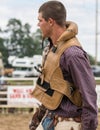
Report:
3,77,100,85
6,80,34,85
95,79,100,85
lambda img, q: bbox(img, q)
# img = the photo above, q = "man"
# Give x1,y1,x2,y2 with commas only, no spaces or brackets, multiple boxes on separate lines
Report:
29,1,98,130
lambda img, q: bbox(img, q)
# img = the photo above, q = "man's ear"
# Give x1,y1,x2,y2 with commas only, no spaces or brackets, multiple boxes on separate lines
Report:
48,18,55,26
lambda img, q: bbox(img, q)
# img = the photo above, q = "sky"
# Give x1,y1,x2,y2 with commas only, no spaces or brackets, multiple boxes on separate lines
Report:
0,0,100,61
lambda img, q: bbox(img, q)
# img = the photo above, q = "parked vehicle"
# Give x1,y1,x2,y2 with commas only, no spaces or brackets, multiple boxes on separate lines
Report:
91,65,100,77
11,55,42,77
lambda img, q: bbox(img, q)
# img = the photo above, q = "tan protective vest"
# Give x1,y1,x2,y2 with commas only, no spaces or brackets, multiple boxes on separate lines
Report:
32,37,82,110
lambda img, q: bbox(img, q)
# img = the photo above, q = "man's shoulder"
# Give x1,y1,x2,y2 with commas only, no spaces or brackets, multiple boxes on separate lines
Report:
63,46,84,57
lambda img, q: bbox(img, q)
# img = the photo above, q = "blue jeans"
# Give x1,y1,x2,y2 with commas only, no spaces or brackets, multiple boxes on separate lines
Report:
42,116,54,130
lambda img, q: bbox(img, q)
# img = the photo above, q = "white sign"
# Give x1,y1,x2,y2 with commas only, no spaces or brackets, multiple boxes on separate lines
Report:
96,85,100,108
7,86,40,106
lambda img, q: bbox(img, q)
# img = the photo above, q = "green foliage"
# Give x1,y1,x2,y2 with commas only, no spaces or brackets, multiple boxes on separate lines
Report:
0,37,9,66
0,18,99,67
0,18,42,67
88,54,95,65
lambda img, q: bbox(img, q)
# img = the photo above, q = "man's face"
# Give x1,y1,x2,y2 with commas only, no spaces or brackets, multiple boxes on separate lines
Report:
38,12,52,38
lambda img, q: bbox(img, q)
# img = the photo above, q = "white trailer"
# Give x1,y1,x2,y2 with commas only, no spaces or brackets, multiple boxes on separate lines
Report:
11,55,42,77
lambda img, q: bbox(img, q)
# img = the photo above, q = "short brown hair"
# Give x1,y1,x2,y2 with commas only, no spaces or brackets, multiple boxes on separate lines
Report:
38,1,66,27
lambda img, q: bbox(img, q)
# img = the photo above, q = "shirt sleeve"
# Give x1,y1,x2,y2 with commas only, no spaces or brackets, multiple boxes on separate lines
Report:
61,46,98,130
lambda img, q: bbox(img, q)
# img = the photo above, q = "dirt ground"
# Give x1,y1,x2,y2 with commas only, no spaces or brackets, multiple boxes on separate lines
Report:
0,112,100,130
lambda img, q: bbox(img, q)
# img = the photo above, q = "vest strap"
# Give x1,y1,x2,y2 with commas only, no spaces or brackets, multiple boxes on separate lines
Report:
37,77,75,98
37,77,54,96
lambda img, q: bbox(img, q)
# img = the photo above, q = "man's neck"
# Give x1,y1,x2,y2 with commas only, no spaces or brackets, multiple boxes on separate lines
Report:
51,25,66,45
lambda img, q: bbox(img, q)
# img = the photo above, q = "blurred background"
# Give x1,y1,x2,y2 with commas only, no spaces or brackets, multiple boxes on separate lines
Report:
0,1,100,130
0,0,100,78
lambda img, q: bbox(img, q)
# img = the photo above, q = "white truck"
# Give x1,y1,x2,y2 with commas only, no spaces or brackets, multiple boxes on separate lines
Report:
10,55,42,77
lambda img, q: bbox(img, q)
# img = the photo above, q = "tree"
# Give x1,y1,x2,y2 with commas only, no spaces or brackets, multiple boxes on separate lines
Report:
88,54,96,65
4,18,42,57
0,36,9,66
33,28,43,54
0,18,43,66
1,18,99,67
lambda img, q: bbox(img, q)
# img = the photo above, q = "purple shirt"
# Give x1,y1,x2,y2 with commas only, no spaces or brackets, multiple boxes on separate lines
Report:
52,46,98,130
